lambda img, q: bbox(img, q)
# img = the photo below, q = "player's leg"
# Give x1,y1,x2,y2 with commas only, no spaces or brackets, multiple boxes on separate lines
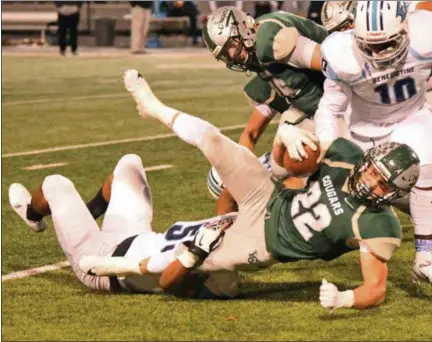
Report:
101,154,153,240
391,108,432,282
123,70,273,206
9,175,111,290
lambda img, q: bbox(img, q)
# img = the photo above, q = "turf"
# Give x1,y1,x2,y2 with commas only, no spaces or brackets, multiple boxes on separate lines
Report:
1,54,431,341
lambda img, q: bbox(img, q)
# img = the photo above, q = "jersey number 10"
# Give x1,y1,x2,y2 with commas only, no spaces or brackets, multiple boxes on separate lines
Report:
374,77,417,105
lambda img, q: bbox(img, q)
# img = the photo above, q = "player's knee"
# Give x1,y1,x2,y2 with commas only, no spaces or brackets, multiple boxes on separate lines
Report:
114,154,143,176
202,126,225,150
42,174,75,194
117,154,143,169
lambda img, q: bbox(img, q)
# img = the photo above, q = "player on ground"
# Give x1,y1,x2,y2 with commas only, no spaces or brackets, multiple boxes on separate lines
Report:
9,154,240,298
286,1,432,283
117,69,424,310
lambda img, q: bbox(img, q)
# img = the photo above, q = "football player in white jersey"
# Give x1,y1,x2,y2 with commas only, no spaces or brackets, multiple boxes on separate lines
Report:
8,154,239,298
285,1,432,283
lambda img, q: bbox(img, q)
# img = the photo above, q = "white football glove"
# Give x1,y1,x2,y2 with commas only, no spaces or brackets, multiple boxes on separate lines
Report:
276,124,318,161
412,259,432,284
319,279,354,311
191,221,225,256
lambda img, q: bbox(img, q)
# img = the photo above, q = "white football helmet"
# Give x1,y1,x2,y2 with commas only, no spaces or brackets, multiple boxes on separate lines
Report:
207,152,272,199
202,6,256,71
354,1,409,68
321,1,356,33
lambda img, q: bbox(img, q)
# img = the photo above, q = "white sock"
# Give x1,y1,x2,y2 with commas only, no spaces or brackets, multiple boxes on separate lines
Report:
172,113,216,147
410,186,432,261
156,105,179,128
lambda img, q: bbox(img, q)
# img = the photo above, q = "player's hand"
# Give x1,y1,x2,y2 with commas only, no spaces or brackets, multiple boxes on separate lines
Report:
319,279,354,311
319,279,344,310
276,124,318,161
189,221,225,261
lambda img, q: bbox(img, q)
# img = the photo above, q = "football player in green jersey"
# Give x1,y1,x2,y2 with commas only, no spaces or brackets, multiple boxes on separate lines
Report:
202,4,356,212
117,69,424,310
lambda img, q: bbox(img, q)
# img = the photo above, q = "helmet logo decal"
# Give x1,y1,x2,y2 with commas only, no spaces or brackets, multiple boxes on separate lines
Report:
396,1,407,22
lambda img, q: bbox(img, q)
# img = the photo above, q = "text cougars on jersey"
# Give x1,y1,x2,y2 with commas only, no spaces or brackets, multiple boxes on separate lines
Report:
372,67,414,84
322,175,344,216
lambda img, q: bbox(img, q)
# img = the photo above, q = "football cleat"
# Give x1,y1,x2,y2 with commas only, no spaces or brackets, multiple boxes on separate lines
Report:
9,183,46,232
412,259,432,284
123,69,164,120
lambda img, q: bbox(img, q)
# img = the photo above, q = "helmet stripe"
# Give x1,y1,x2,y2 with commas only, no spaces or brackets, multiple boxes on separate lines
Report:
379,1,384,31
366,1,371,31
371,0,379,31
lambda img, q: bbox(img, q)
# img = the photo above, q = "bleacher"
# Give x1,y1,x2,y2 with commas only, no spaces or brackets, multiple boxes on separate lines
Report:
1,1,192,45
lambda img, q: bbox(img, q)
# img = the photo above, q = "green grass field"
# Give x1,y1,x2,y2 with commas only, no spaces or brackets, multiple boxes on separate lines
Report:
2,54,431,341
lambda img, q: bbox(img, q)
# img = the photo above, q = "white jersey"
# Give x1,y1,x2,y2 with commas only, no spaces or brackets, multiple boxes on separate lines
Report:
116,214,239,298
316,11,432,141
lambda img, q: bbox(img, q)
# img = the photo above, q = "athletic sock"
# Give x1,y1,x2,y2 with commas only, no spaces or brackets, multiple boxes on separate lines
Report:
86,188,109,220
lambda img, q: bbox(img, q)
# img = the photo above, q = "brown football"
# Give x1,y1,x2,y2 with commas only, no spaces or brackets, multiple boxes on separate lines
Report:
273,143,321,177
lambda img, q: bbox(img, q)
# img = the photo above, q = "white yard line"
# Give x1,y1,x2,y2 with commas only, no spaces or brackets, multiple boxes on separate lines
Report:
1,224,414,283
23,162,68,170
2,261,71,282
144,164,173,172
2,123,260,159
2,82,236,107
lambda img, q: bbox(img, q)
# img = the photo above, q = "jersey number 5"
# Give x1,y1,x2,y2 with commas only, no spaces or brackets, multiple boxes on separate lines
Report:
291,182,332,241
374,77,416,105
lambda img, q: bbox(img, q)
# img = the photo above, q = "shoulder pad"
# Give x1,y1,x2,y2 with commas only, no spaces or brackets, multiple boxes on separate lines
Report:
408,11,432,61
256,20,299,64
321,31,363,83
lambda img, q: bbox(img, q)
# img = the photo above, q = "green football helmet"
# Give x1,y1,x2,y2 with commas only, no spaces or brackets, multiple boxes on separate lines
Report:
202,6,256,72
348,142,420,209
321,1,355,33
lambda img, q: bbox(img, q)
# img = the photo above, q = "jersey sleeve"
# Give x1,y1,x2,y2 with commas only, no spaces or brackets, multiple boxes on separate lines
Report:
315,78,352,144
255,20,300,65
357,210,402,261
323,137,364,165
243,76,290,116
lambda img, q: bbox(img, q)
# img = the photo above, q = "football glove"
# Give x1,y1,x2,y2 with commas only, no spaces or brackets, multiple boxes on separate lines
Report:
319,279,354,311
275,123,318,161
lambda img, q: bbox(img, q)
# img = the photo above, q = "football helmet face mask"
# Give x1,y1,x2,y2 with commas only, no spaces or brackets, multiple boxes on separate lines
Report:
321,1,355,33
202,6,256,72
354,1,409,69
348,142,420,209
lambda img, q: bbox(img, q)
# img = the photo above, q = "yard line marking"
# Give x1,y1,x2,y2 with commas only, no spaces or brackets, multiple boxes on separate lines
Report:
2,82,236,107
23,162,68,170
2,261,71,282
144,164,173,172
2,122,275,159
1,224,415,283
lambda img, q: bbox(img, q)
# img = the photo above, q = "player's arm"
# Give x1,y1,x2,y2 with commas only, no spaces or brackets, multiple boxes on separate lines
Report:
238,108,273,152
353,249,388,308
314,78,351,150
320,245,389,310
216,188,238,215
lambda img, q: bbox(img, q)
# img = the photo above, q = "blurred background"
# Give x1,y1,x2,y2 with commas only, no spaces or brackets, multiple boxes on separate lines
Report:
1,1,323,53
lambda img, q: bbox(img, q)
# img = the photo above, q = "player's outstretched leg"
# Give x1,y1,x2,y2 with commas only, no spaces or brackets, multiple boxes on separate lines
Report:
9,183,47,232
123,69,273,206
101,154,153,237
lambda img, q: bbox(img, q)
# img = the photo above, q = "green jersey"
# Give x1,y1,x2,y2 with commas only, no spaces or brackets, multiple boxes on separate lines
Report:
244,12,328,115
264,138,402,262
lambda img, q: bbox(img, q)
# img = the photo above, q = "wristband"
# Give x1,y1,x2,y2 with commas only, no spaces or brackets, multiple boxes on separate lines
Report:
177,250,200,269
340,290,355,308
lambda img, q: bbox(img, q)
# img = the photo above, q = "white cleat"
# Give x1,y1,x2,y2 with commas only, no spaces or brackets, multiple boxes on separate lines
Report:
412,259,432,284
123,69,165,120
9,183,46,233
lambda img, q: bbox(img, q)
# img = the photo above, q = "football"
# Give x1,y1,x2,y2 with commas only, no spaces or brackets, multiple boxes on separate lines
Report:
273,143,321,177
